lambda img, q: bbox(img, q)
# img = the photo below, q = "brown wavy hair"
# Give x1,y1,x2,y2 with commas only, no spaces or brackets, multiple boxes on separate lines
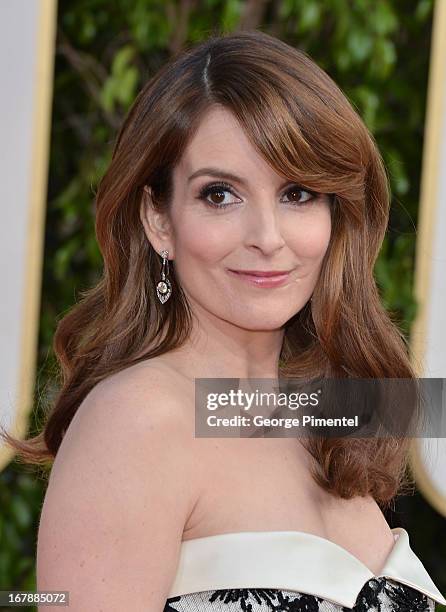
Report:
2,29,418,506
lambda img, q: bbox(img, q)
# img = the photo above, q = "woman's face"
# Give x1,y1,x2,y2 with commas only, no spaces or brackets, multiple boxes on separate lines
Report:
144,105,332,331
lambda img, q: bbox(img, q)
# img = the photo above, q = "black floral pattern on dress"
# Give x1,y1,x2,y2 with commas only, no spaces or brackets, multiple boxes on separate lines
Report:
383,579,436,611
163,576,436,611
272,590,323,611
209,589,278,610
164,596,182,612
345,577,382,611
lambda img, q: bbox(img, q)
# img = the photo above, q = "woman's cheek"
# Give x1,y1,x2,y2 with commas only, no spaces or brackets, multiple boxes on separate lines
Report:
289,213,331,259
175,215,241,260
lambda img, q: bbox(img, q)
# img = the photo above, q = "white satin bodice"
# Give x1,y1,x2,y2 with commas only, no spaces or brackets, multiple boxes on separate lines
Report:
163,528,446,611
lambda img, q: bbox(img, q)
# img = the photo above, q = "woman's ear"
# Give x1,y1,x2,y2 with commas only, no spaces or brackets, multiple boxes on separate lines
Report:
139,185,174,257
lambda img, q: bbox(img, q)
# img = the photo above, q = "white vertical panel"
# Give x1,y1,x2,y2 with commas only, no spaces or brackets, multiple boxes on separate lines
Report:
410,0,446,517
0,0,57,470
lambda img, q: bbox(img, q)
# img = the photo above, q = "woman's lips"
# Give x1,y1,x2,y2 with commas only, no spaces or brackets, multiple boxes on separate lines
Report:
227,269,291,287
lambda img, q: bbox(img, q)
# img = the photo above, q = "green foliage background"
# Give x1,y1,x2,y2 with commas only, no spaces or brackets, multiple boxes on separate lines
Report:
1,1,445,610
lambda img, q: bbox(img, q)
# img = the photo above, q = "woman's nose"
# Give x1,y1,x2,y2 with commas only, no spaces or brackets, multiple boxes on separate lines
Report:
243,201,286,255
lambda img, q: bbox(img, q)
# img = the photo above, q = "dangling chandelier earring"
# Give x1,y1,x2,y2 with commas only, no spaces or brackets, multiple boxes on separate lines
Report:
156,249,172,304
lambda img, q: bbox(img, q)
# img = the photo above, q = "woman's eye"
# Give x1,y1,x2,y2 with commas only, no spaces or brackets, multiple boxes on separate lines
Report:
197,182,240,208
196,182,316,209
281,186,315,205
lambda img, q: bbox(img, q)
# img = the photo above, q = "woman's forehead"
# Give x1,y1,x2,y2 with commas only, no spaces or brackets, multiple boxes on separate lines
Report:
175,107,282,185
183,107,248,157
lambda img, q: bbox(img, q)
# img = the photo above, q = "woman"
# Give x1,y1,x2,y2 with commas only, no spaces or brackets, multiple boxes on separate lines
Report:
3,29,445,611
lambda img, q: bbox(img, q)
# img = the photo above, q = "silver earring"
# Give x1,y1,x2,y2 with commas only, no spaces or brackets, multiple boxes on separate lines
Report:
156,249,172,304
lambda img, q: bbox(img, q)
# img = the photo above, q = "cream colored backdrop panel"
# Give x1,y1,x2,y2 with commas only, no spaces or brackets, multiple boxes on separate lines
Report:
410,0,446,517
0,0,57,471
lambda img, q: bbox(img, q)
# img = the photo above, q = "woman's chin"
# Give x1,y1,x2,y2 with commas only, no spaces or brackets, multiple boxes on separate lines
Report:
227,314,295,332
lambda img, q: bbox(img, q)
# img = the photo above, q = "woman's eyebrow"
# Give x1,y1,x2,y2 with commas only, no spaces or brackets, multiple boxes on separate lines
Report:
187,167,296,193
187,167,249,186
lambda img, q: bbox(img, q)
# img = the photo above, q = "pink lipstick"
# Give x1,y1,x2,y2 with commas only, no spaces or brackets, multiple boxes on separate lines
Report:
227,269,292,287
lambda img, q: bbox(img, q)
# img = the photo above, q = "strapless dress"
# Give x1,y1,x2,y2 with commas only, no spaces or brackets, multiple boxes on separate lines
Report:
163,528,446,611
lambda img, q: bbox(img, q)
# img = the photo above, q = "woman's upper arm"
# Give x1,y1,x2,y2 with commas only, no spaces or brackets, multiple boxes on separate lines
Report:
36,367,199,611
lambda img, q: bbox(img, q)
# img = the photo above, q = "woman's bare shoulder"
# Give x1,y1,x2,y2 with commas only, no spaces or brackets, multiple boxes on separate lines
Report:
70,356,195,438
37,358,198,610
